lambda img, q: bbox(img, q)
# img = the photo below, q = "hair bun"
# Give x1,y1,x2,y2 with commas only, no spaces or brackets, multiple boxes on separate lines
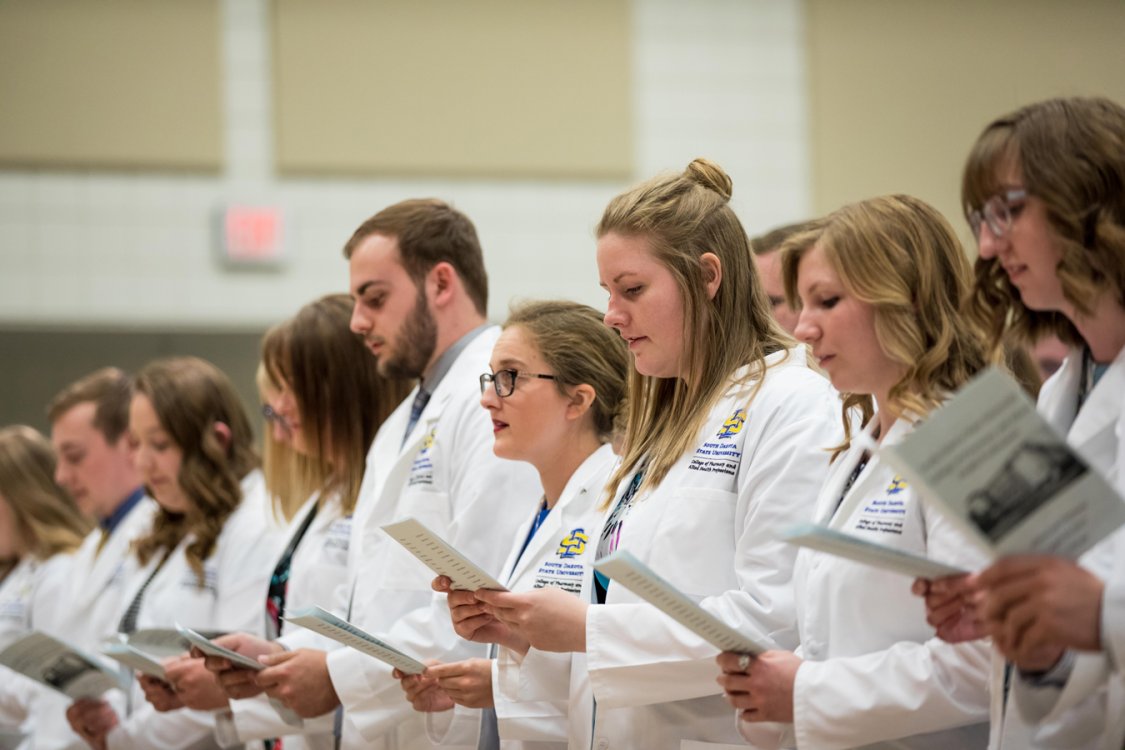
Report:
685,158,733,201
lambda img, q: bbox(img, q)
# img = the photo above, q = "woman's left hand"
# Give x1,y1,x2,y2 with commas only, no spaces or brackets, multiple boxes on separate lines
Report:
715,650,800,723
474,587,588,653
163,653,230,710
426,658,495,708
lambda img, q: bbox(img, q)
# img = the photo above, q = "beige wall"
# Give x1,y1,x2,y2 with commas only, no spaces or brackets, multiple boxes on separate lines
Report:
806,0,1125,236
273,0,632,179
0,0,222,171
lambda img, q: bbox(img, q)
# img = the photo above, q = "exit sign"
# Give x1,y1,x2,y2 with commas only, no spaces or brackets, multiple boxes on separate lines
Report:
216,205,287,268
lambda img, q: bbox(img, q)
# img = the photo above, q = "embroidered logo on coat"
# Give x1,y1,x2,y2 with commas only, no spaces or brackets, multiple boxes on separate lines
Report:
717,409,746,439
886,475,908,494
557,528,588,558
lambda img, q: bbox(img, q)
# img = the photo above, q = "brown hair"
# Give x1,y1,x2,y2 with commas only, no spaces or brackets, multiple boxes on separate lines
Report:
962,96,1125,351
503,300,630,443
781,195,992,454
343,198,489,316
750,220,817,257
598,158,792,498
131,357,259,584
0,426,90,559
47,368,133,444
261,295,412,519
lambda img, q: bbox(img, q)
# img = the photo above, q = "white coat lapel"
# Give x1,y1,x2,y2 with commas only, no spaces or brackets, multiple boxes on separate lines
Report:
1038,349,1083,436
1068,349,1125,459
826,417,912,530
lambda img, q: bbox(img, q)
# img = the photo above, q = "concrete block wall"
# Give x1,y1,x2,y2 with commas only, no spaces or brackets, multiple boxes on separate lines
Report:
0,0,809,330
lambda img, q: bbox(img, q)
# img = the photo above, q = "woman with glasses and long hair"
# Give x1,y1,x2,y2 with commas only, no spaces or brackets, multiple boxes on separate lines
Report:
916,96,1125,749
461,159,840,749
717,195,995,749
200,294,409,750
394,299,627,750
66,356,287,750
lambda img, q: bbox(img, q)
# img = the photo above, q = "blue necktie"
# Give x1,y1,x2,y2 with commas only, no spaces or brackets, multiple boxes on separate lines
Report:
403,388,431,446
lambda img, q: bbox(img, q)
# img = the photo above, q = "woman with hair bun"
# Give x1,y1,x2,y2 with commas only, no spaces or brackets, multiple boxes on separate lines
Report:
470,159,841,749
718,195,994,748
67,356,287,750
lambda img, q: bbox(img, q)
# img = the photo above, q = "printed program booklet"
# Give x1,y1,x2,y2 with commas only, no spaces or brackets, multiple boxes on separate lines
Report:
100,627,200,680
881,367,1125,559
382,517,508,592
0,632,122,698
286,605,427,675
782,523,968,579
592,550,768,655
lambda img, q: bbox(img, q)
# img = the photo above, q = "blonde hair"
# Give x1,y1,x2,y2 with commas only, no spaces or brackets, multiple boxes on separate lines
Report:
131,357,259,585
781,195,992,454
598,158,792,499
0,426,90,559
503,300,629,444
255,361,315,521
962,96,1125,351
261,295,411,519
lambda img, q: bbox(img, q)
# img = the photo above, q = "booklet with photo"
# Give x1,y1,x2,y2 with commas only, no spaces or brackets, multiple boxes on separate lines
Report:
782,523,969,579
382,517,508,592
0,632,122,698
592,550,768,655
880,367,1125,559
286,606,427,675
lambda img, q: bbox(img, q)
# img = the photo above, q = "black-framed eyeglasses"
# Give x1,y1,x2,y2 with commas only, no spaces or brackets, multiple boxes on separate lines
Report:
966,189,1028,241
261,404,290,429
479,369,556,398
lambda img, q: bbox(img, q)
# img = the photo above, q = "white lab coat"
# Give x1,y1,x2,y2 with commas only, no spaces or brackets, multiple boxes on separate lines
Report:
12,496,159,750
998,346,1125,750
220,491,352,750
106,470,287,750
0,551,78,750
583,348,841,750
779,415,991,750
323,326,542,750
427,443,618,749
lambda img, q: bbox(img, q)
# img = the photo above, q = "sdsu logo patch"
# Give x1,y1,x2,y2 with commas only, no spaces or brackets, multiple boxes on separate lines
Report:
408,426,437,486
557,528,588,559
886,476,908,494
717,409,746,439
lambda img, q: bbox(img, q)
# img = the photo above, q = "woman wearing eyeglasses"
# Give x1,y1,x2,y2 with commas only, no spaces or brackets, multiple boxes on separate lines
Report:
393,299,627,750
911,97,1125,749
184,295,409,750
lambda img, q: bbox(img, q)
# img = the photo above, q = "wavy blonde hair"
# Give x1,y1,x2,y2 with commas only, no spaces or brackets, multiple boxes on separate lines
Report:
781,195,993,455
0,426,90,559
598,158,792,501
962,96,1125,351
132,357,259,585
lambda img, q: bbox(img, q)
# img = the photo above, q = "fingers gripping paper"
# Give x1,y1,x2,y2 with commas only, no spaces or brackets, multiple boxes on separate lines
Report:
285,606,427,675
381,517,508,592
592,550,767,655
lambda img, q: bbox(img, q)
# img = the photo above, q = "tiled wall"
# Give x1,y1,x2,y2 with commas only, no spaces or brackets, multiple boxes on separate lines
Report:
0,0,809,330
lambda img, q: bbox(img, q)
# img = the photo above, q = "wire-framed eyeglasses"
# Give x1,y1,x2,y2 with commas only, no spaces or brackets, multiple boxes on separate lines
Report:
261,403,290,430
966,188,1028,241
479,369,557,398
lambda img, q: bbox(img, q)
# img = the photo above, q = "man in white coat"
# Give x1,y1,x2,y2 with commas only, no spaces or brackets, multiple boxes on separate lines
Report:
210,199,540,749
11,368,157,748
